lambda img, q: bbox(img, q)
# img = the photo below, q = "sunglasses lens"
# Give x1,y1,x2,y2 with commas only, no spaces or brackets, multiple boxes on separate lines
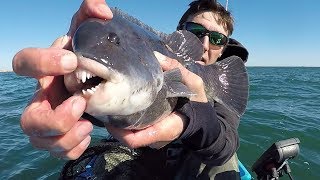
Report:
185,22,205,37
209,32,228,46
184,22,228,46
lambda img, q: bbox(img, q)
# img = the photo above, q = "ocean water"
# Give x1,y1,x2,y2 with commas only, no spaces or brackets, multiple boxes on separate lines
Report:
0,67,319,180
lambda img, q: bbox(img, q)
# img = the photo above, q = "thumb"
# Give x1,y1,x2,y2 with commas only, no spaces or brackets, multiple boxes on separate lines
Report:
51,35,72,49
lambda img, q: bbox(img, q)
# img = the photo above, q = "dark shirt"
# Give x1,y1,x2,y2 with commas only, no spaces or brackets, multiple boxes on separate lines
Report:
177,38,249,165
138,38,249,178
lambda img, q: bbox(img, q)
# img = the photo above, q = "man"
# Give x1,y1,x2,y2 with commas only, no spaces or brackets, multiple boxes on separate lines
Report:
13,0,248,179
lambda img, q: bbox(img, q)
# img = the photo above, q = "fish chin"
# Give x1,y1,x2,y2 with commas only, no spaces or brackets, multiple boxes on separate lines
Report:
85,80,130,116
86,80,155,116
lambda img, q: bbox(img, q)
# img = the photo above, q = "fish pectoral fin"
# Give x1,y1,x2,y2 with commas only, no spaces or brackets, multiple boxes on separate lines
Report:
164,68,195,98
163,30,203,65
206,56,249,117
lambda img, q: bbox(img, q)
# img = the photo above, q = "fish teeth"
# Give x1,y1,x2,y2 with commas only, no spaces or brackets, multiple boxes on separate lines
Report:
82,72,87,83
81,84,100,96
87,89,94,95
74,69,101,96
75,69,98,84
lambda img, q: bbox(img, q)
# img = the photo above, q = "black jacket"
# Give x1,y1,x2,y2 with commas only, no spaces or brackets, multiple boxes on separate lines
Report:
137,38,249,179
177,38,249,165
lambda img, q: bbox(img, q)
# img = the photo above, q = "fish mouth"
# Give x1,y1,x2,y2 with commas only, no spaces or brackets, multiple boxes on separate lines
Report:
74,68,104,98
65,54,156,117
64,55,122,100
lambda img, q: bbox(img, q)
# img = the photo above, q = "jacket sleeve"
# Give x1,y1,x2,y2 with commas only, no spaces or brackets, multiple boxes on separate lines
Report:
177,101,240,166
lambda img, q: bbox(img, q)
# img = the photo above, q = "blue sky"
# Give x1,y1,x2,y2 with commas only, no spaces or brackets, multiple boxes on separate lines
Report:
1,0,319,70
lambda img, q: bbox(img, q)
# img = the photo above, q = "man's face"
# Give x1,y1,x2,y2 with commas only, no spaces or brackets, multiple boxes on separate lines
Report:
187,11,228,65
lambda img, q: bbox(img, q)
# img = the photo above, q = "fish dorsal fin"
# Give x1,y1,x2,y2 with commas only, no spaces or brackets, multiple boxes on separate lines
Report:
111,7,167,38
163,30,204,66
198,56,249,117
163,68,195,98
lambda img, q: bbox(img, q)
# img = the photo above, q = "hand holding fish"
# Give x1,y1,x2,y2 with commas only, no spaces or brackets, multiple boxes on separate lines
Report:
12,0,112,160
106,52,208,149
154,52,208,104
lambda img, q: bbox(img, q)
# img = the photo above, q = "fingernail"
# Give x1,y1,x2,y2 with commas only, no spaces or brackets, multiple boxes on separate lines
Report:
72,97,86,118
77,122,93,138
61,53,77,71
154,51,166,63
80,136,91,149
61,35,71,45
98,4,111,16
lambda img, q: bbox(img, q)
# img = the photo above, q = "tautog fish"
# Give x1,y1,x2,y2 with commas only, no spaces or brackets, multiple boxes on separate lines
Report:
64,8,249,129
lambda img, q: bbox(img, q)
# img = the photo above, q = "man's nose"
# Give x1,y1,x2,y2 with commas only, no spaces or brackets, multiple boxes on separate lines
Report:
201,35,210,52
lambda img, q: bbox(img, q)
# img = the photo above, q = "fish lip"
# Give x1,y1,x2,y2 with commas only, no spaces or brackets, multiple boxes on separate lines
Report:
66,54,124,100
76,55,113,82
64,54,114,102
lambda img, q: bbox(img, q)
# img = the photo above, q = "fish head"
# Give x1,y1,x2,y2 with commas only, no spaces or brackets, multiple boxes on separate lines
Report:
64,18,163,118
72,18,126,68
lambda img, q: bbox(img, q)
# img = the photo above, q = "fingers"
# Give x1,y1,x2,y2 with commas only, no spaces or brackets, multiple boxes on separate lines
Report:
29,120,92,151
13,0,112,78
106,125,158,149
154,51,198,83
154,51,208,102
68,0,113,36
12,46,77,78
50,136,91,160
30,121,92,160
23,95,90,160
106,112,186,149
21,96,86,137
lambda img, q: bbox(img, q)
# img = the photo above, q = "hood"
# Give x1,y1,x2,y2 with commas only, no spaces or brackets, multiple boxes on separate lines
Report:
218,38,249,63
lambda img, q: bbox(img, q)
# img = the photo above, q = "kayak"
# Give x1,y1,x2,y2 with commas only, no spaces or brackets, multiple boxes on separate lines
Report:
60,138,299,179
239,159,252,180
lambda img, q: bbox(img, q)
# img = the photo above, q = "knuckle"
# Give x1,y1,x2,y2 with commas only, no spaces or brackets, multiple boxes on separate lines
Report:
43,110,72,136
52,110,76,135
54,119,71,135
21,108,41,136
193,75,204,87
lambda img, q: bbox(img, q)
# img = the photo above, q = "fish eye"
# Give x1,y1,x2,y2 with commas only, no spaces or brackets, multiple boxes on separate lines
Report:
107,32,120,45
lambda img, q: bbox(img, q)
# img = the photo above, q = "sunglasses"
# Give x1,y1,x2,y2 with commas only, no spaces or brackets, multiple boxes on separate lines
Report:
183,22,228,46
